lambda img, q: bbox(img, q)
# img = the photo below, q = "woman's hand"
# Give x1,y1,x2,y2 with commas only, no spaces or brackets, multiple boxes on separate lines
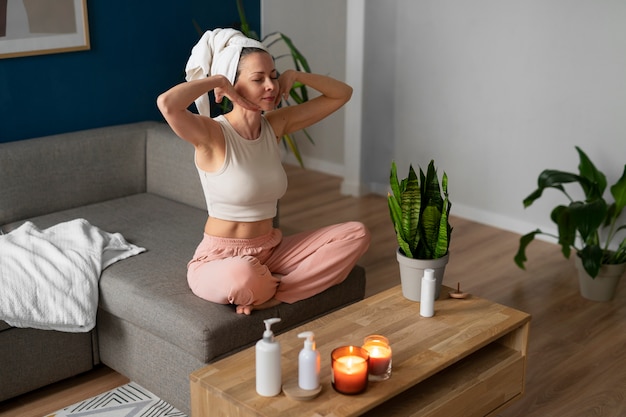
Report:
214,77,261,112
275,69,297,106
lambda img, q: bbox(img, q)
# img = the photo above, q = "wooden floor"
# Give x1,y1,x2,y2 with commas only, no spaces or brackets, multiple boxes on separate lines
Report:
1,164,625,417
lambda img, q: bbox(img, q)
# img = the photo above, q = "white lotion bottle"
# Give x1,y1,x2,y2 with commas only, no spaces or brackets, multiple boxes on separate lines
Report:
297,331,320,391
256,317,282,396
420,268,436,317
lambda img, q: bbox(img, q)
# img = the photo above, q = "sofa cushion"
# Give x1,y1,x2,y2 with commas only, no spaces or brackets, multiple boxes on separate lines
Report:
8,194,365,364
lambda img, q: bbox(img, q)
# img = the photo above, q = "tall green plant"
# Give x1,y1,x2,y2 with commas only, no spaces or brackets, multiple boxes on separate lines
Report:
388,160,452,259
514,146,626,278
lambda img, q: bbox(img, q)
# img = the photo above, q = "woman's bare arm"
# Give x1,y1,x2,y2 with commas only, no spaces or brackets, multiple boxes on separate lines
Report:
266,70,353,138
157,75,260,147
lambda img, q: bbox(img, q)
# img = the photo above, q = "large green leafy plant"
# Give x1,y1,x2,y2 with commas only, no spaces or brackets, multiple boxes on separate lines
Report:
388,160,452,259
514,146,626,278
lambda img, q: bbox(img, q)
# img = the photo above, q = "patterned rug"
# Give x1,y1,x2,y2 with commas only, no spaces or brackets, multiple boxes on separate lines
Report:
46,382,187,417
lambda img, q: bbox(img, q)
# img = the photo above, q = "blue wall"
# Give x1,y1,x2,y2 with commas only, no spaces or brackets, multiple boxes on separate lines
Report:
0,0,260,143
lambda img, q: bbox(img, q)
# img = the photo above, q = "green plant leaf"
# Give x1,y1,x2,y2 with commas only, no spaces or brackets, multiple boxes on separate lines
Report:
286,81,307,105
388,192,412,257
281,133,303,167
421,205,440,258
389,161,402,208
278,33,311,73
423,161,444,210
388,162,407,252
537,170,581,189
434,193,450,258
568,200,607,245
388,161,423,258
579,244,603,278
387,196,402,235
236,0,254,39
610,165,626,216
401,166,421,256
514,229,542,269
419,161,446,258
576,146,606,200
434,172,451,258
522,187,547,208
550,205,575,258
394,216,413,257
523,170,573,207
607,235,626,264
300,127,315,145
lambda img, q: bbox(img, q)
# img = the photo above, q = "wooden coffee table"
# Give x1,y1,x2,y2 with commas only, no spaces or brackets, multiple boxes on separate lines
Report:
190,285,530,417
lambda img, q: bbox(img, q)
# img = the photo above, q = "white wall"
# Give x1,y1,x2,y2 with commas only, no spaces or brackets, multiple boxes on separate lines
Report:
264,0,626,238
261,0,348,176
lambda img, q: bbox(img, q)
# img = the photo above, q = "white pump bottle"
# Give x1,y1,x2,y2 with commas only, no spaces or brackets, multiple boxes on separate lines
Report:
420,268,436,317
256,317,282,397
297,331,320,391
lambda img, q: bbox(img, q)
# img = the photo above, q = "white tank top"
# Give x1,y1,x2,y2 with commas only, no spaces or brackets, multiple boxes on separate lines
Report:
195,114,288,222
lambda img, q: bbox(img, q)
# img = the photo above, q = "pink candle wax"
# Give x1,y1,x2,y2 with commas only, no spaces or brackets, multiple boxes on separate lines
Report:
364,345,391,375
362,335,392,380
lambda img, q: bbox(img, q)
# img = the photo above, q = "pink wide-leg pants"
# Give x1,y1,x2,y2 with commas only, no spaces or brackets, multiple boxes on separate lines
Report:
187,221,370,306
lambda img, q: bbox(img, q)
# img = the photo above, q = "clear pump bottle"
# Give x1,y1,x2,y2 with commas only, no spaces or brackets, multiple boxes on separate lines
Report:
297,331,320,390
256,318,282,396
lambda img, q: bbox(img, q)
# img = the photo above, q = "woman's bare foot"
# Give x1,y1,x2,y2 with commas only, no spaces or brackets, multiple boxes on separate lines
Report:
236,298,281,315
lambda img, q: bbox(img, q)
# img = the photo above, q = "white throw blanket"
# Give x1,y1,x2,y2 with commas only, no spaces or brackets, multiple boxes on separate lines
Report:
0,219,145,332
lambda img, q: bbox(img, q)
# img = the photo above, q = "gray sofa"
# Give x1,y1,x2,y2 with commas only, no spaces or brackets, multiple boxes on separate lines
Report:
0,122,366,414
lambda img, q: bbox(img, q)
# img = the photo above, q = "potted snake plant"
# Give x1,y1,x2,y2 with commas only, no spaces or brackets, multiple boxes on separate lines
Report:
388,160,452,301
514,146,626,301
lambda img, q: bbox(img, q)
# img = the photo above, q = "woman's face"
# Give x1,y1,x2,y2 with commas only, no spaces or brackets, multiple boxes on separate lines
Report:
235,51,279,112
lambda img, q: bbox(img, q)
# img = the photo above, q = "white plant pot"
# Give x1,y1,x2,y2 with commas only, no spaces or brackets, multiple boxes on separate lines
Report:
396,249,449,302
574,256,625,302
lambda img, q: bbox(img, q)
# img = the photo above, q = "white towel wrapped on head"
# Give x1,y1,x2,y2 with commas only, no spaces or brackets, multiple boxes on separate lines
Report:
185,28,267,116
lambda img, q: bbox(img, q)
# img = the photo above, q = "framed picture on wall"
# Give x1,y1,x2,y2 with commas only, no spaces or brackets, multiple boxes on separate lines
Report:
0,0,89,59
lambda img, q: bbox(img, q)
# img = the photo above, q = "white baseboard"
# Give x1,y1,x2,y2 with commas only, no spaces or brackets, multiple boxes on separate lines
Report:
340,180,370,197
290,169,559,243
450,202,554,237
365,181,557,241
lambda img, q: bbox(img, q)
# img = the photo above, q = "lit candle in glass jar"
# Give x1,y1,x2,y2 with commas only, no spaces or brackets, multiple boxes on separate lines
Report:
362,335,392,381
331,346,369,394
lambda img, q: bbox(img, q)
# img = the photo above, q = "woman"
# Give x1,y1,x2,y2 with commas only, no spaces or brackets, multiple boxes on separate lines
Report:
157,29,370,315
